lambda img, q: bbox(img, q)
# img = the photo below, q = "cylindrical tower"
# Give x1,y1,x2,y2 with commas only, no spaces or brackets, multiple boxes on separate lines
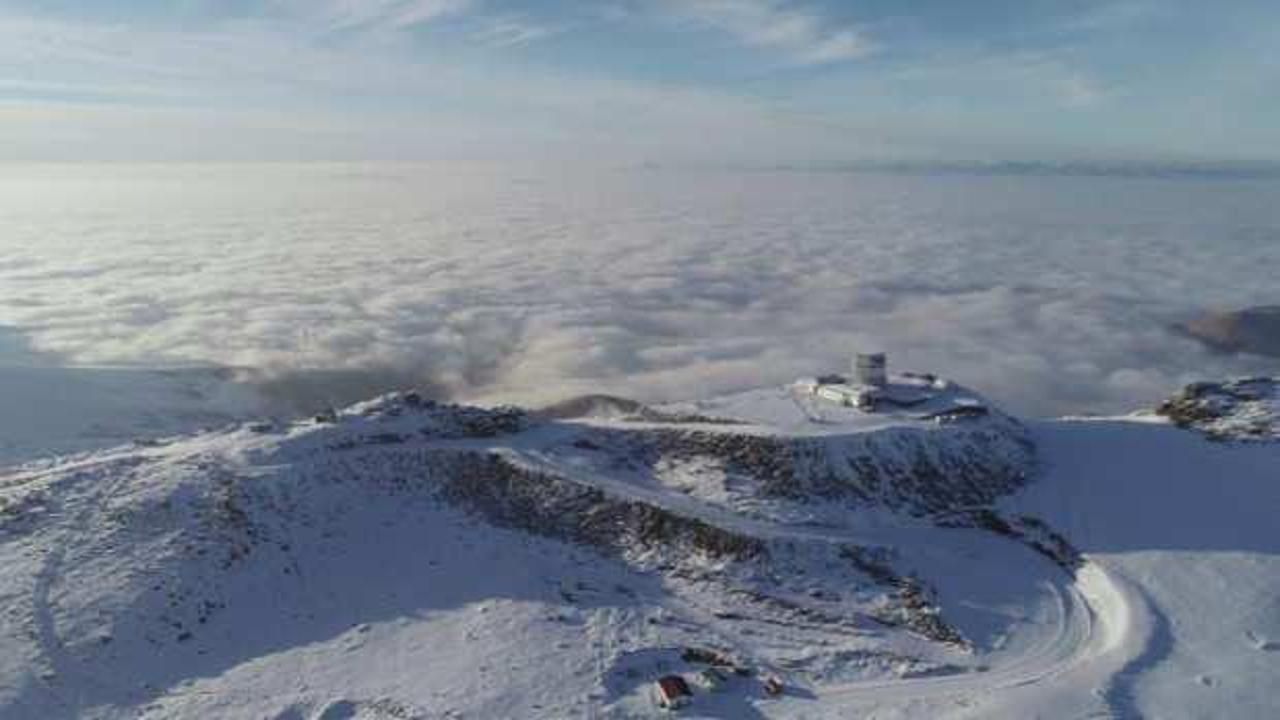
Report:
854,352,887,387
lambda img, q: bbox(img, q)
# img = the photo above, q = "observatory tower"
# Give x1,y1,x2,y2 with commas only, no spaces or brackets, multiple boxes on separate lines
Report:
854,352,887,387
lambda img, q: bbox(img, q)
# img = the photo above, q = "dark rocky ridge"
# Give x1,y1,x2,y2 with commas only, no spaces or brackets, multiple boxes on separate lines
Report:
1157,377,1279,441
430,450,968,645
269,393,1008,646
436,451,766,562
563,416,1035,519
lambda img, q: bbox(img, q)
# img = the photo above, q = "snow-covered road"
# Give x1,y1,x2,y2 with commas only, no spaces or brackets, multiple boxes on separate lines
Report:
480,433,1141,719
1012,419,1280,720
475,418,1279,719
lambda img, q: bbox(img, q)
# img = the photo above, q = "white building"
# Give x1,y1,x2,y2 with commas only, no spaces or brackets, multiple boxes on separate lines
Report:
797,352,889,410
814,383,878,409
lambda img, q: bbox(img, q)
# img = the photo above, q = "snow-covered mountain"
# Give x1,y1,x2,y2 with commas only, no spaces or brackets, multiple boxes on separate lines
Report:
0,373,1276,719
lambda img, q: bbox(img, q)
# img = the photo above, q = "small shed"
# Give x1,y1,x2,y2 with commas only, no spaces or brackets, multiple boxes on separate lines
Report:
653,675,693,710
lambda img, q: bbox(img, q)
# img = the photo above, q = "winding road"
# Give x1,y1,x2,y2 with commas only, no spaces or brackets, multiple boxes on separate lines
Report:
480,433,1154,719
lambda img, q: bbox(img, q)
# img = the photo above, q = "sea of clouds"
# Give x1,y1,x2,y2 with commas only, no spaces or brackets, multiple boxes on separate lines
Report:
1,163,1277,422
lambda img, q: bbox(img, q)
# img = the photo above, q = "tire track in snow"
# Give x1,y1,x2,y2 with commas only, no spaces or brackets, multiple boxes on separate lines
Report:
25,460,141,714
1097,580,1172,720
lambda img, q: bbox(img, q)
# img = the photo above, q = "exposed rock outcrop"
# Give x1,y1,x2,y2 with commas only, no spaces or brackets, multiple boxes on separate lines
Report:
1158,377,1280,441
436,451,766,562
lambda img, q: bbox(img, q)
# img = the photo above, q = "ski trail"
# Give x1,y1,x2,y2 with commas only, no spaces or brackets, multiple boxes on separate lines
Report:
24,462,138,714
31,544,70,680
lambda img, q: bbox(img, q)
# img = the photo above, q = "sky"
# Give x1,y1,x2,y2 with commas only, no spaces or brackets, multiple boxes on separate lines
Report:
1,1,1278,165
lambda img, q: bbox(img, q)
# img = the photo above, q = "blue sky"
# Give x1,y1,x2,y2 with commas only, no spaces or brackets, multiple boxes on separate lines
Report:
1,1,1276,164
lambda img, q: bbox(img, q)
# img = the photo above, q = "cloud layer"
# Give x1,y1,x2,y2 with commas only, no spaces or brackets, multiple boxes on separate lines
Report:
1,164,1277,418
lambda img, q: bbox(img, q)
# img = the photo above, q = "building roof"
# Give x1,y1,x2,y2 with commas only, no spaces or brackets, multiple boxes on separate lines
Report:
656,675,692,698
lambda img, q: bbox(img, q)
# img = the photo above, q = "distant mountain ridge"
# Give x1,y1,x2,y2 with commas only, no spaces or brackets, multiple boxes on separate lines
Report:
1178,305,1280,358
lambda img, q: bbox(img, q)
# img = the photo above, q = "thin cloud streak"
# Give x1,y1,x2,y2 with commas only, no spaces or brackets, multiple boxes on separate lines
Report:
669,0,876,64
0,10,899,164
276,0,476,30
474,14,564,48
0,2,1276,164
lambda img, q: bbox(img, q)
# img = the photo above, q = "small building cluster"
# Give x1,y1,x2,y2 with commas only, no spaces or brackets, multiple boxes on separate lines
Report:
796,352,890,410
649,669,784,711
796,352,992,423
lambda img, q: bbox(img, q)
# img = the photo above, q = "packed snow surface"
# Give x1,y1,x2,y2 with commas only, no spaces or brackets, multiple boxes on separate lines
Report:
0,376,1276,719
1011,416,1280,720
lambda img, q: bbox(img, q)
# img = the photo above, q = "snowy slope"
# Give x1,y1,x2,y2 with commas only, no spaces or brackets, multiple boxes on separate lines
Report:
0,364,261,471
0,376,1276,719
1008,416,1280,720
